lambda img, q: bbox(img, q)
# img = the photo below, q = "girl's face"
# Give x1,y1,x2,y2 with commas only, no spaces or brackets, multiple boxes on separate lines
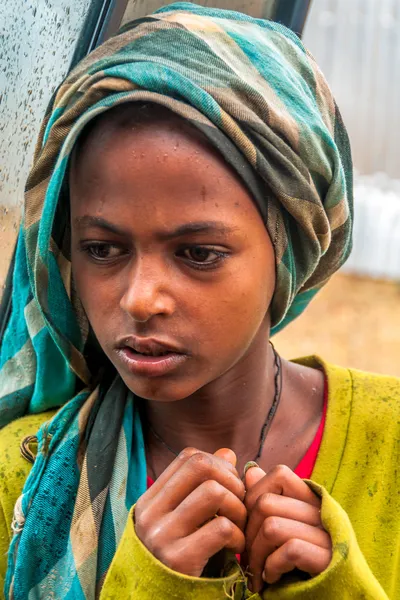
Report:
70,111,275,402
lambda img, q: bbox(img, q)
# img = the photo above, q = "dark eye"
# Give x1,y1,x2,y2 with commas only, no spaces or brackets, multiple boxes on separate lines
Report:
185,247,215,263
178,245,228,269
81,242,125,261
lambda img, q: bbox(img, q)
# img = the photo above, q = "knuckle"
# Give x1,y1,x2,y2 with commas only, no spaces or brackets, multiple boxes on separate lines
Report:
263,555,280,585
158,546,182,571
270,464,291,482
134,506,150,533
178,447,199,461
189,452,213,475
285,538,303,561
215,516,235,540
145,527,161,551
262,516,281,539
256,492,275,516
202,479,226,501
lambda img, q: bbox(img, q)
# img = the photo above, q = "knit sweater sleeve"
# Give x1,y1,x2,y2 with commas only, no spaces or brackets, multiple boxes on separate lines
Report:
0,411,57,600
101,482,389,600
100,506,244,600
255,481,388,600
0,498,10,600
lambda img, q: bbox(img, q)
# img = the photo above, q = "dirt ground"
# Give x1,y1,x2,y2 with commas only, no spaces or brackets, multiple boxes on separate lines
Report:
274,273,400,377
1,207,399,377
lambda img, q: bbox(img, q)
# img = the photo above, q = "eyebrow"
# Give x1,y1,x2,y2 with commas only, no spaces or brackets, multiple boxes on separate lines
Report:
74,216,128,236
73,216,237,239
159,221,237,240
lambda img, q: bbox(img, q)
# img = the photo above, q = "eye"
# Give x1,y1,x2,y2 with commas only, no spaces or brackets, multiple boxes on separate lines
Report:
80,242,126,262
178,245,228,269
185,247,214,262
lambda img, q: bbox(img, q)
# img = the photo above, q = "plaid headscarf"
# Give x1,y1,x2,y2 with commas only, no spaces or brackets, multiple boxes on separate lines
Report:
0,3,353,598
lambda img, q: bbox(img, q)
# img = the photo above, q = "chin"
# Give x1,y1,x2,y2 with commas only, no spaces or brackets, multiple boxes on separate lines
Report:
120,373,198,403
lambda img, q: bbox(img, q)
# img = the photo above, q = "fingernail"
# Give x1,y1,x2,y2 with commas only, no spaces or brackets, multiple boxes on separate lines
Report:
243,461,259,476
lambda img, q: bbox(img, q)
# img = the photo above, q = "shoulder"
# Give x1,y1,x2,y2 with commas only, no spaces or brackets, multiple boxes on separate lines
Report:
0,412,56,525
346,366,400,425
349,366,400,403
347,366,400,433
325,357,400,420
296,355,400,410
321,358,400,442
295,355,400,435
0,411,56,464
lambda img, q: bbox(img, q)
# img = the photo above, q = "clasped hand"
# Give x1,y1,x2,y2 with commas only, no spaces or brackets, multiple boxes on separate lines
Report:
135,448,332,593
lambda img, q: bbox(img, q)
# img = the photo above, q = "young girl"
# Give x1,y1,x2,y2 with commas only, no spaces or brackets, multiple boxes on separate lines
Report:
0,3,399,599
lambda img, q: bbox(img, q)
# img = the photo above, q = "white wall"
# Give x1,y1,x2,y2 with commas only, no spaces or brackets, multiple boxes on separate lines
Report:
304,1,400,279
0,0,92,210
303,0,400,179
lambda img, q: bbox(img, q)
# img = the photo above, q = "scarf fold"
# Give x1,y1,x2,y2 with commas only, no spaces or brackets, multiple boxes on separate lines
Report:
0,3,353,598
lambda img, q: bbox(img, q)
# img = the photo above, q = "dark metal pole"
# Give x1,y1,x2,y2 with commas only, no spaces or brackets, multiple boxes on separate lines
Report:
273,0,312,37
69,0,129,69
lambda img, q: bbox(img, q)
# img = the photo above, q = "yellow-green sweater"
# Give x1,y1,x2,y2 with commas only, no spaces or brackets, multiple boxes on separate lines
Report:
1,358,400,599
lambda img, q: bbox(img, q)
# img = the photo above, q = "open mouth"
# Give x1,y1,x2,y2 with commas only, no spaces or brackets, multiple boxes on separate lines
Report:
117,344,188,377
115,336,189,376
129,348,174,357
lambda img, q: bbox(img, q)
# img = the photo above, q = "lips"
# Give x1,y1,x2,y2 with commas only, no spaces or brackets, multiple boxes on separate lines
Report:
116,335,186,357
115,335,189,377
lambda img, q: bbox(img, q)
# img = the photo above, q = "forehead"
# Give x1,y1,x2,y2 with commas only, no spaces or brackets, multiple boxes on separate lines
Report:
69,107,264,235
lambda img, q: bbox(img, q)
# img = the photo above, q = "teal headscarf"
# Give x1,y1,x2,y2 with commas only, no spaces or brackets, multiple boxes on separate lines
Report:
0,4,353,598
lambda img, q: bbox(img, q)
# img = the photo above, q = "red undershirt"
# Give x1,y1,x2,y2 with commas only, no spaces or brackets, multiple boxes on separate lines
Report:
146,379,328,489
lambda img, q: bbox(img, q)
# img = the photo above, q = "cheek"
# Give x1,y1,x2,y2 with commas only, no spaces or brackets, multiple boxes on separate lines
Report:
71,256,121,339
196,264,274,356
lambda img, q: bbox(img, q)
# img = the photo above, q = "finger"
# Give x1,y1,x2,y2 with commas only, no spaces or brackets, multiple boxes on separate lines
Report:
144,451,245,518
170,480,247,536
245,465,266,488
141,447,200,502
143,448,240,502
137,482,247,550
245,465,320,511
249,517,331,592
263,539,332,584
177,517,246,576
214,448,237,467
246,492,323,549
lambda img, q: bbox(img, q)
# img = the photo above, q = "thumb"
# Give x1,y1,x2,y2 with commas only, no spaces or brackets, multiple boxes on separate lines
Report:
245,463,266,489
214,448,237,467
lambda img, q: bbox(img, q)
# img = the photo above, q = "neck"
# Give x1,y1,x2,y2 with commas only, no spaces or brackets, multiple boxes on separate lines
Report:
142,336,278,476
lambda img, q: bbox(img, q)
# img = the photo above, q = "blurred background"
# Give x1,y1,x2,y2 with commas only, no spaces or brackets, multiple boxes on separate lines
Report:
1,0,399,375
276,0,400,375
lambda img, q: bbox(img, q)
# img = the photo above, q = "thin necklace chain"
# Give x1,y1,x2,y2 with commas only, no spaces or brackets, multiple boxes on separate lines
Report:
147,343,283,466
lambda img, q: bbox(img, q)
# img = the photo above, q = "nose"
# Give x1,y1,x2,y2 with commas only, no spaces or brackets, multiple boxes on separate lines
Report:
119,255,175,323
